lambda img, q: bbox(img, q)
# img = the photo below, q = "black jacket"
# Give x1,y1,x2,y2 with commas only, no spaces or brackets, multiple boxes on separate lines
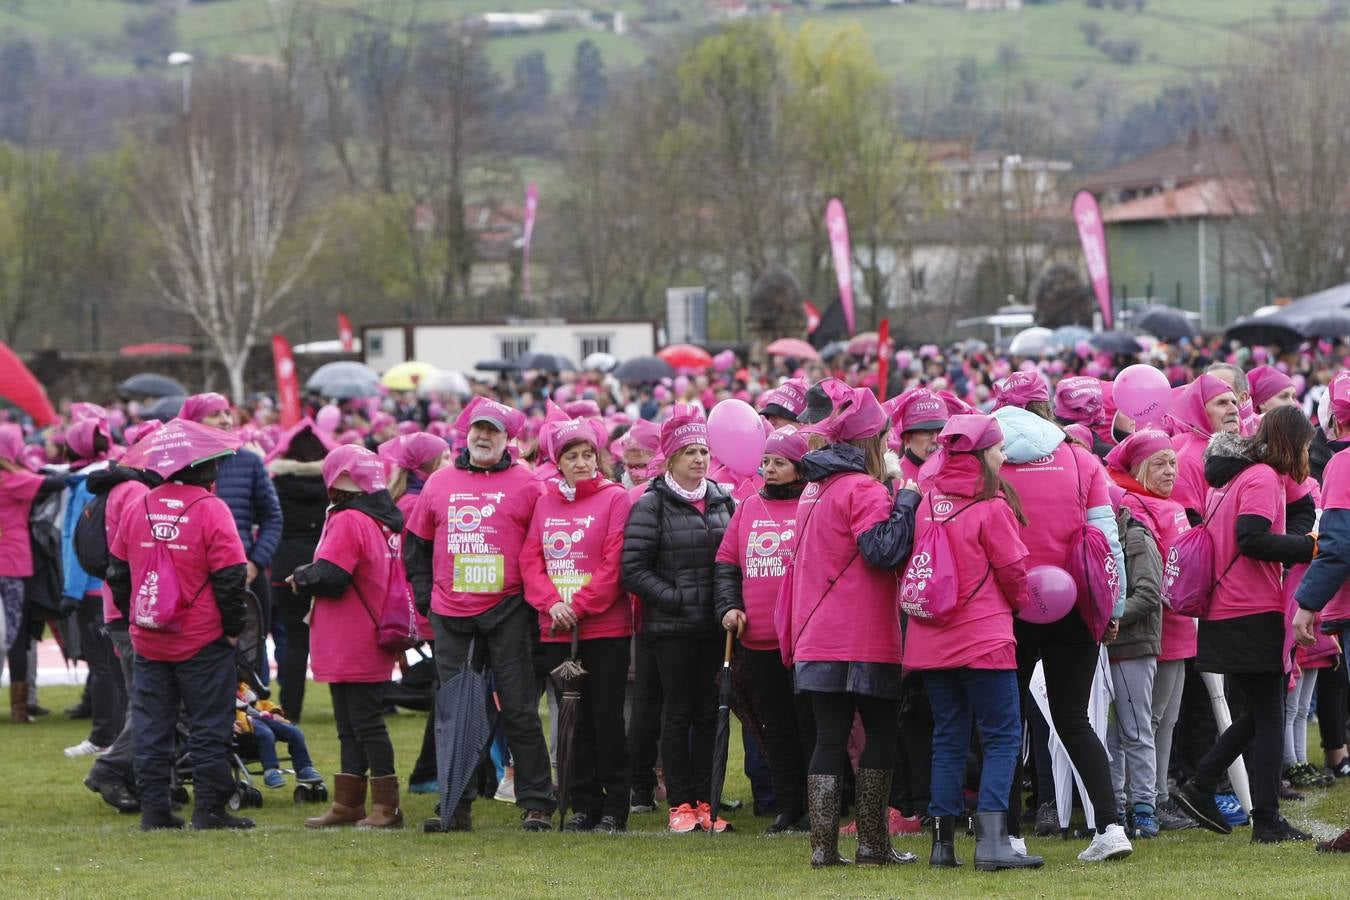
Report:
622,476,735,639
267,458,329,582
293,491,403,600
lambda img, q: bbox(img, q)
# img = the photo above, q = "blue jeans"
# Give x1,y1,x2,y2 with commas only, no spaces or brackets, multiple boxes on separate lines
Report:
924,668,1021,817
251,717,313,771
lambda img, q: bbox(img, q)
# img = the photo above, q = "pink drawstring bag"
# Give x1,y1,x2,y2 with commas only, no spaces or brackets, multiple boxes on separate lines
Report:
900,496,986,623
1066,452,1121,640
132,498,208,632
359,527,430,652
1162,489,1239,618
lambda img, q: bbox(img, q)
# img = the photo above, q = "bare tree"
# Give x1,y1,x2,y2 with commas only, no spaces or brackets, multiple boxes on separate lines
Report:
140,67,324,401
0,145,75,344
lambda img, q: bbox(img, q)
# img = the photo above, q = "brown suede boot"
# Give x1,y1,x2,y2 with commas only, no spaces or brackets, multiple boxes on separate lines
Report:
357,775,404,829
10,682,32,724
305,774,366,828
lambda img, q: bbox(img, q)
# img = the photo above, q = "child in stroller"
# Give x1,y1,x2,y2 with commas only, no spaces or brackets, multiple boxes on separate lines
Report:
235,683,322,790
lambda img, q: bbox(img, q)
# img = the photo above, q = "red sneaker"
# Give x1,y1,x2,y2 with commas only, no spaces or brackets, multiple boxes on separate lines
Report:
838,818,858,836
696,802,730,833
890,809,922,835
668,803,698,834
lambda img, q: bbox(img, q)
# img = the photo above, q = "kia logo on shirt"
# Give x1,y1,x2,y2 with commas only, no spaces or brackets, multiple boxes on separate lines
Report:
1026,455,1055,466
933,499,954,516
151,522,180,542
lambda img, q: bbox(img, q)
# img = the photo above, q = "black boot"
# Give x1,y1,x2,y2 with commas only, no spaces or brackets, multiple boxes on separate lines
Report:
85,773,140,813
139,808,184,831
973,811,1044,871
767,809,808,834
855,768,917,866
930,815,962,868
807,775,849,868
192,808,256,830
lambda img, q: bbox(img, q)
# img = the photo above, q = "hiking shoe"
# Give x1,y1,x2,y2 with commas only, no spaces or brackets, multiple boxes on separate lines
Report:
696,801,730,833
1077,823,1133,861
84,774,139,813
1132,804,1159,839
1034,800,1059,836
563,812,599,832
1285,764,1321,789
521,809,553,832
1252,816,1313,844
668,803,698,834
408,779,439,795
192,809,255,830
263,768,286,789
1176,784,1233,835
1299,762,1334,787
594,815,626,834
1317,825,1350,853
629,788,656,814
64,739,108,758
494,768,516,803
1156,799,1196,831
140,809,184,831
1215,793,1249,827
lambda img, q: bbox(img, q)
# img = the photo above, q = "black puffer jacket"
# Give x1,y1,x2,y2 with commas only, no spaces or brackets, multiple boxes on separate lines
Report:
622,476,735,639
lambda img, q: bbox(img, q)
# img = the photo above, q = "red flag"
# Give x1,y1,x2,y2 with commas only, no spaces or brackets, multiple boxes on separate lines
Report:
825,198,856,336
522,182,539,300
803,300,822,334
0,338,57,426
337,313,354,352
876,319,891,401
272,334,301,428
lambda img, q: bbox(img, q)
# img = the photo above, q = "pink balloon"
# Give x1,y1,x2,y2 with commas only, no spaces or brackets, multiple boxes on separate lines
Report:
316,405,341,433
1252,346,1268,364
1019,566,1076,624
1075,340,1092,358
895,350,913,370
707,399,766,478
1113,364,1170,424
674,375,690,395
1084,361,1103,378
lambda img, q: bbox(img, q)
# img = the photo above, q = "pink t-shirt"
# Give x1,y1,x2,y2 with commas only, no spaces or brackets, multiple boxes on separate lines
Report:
0,469,42,578
112,483,246,663
405,460,542,618
309,508,399,683
1204,463,1285,621
715,492,799,651
1000,443,1110,572
101,478,152,622
521,477,633,642
903,492,1028,671
789,473,903,665
1120,491,1196,661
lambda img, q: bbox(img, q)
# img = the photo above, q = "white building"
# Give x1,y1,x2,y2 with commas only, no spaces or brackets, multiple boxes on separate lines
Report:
361,318,657,374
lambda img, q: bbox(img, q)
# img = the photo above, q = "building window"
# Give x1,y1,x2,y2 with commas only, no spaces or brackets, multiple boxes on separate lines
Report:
579,334,611,358
368,334,384,353
500,337,531,360
910,266,927,292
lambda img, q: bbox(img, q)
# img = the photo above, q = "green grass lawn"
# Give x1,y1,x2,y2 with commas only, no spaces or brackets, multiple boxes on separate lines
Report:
3,680,1349,897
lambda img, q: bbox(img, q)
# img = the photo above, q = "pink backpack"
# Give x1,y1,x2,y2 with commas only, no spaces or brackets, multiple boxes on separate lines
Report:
131,497,207,633
365,527,428,652
1162,486,1238,618
900,496,985,623
1066,450,1121,641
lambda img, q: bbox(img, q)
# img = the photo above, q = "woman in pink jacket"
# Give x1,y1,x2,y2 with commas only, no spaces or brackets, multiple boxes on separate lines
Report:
885,388,949,483
290,445,403,830
905,414,1038,871
713,426,813,834
522,418,633,833
786,386,920,869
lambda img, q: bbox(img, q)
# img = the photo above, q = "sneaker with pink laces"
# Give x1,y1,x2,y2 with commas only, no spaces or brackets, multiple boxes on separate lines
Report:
668,803,698,834
696,802,730,833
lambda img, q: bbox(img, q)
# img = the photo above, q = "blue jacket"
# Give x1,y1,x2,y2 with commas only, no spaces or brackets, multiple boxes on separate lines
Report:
61,465,106,600
1296,509,1350,612
215,450,283,569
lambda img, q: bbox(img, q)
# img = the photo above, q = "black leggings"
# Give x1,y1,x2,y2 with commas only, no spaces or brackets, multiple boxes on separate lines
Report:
329,682,395,778
742,647,815,817
1317,664,1348,752
1011,613,1118,834
808,691,898,777
274,593,311,723
1191,670,1285,828
649,636,721,807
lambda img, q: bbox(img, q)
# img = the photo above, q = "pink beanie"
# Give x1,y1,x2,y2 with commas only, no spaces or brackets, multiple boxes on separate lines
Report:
180,393,230,423
322,445,388,493
659,404,709,459
1105,429,1174,475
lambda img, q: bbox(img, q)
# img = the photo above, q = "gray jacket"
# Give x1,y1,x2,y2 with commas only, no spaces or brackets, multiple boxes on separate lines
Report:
1108,506,1163,661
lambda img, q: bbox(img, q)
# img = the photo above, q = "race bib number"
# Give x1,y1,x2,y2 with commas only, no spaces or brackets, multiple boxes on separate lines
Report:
550,572,592,604
452,554,505,592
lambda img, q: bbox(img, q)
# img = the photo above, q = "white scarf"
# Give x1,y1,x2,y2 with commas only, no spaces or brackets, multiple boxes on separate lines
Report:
663,471,707,503
557,479,577,502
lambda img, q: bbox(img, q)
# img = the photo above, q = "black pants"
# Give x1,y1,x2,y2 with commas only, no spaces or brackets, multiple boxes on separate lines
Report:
808,691,899,776
1010,613,1117,834
78,600,125,747
249,575,271,683
894,673,933,816
650,635,722,807
1191,670,1284,828
1317,663,1348,752
133,638,235,814
627,634,663,794
742,647,814,817
432,602,556,813
544,636,631,822
329,682,395,778
274,593,311,723
1176,657,1221,784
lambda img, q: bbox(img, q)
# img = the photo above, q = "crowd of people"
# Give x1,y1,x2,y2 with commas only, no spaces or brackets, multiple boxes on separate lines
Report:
2,331,1350,869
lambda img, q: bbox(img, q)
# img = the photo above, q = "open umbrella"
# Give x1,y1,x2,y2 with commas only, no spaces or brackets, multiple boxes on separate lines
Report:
816,340,850,361
141,395,185,420
431,647,497,833
381,360,439,392
1048,325,1093,351
847,331,879,357
582,351,618,372
418,370,470,398
1089,331,1144,356
708,628,738,833
549,627,588,827
520,352,577,374
658,344,714,370
0,338,58,426
1131,306,1194,342
306,361,381,399
1009,327,1054,356
120,419,242,478
118,373,188,399
474,358,523,373
613,356,674,384
764,338,820,360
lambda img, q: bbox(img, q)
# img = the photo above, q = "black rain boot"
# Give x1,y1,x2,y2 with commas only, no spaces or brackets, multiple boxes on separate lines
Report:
855,768,916,866
974,811,1044,871
930,815,962,868
139,808,184,831
807,775,849,868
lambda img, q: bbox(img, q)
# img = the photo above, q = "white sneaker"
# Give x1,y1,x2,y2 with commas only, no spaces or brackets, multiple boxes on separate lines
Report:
64,739,108,758
1077,823,1133,861
493,768,516,803
1009,836,1028,855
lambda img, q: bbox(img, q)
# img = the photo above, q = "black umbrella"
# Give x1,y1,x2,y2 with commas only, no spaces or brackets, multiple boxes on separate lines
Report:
708,629,737,833
430,648,497,833
1302,315,1350,339
474,358,524,373
1132,306,1194,342
519,352,577,374
549,627,588,826
613,356,674,385
119,372,187,399
306,361,381,399
141,395,185,420
1089,331,1143,355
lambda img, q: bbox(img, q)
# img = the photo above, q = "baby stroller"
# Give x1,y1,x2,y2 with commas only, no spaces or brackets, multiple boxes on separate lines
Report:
170,592,328,810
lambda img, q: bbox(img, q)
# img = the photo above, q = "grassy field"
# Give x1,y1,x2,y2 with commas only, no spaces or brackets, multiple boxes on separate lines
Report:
3,680,1349,897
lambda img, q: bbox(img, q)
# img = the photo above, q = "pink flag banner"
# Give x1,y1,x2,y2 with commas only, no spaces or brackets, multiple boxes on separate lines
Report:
272,334,301,428
337,313,354,352
522,182,539,300
1072,190,1114,330
825,198,856,336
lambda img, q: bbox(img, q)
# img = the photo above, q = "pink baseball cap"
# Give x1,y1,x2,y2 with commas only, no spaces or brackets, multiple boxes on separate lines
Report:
938,414,1003,453
322,444,388,493
180,393,230,423
991,371,1049,410
763,426,808,463
457,397,525,440
1104,429,1174,474
892,388,949,433
758,379,809,421
1053,376,1105,425
551,418,609,457
660,404,709,458
1248,365,1293,408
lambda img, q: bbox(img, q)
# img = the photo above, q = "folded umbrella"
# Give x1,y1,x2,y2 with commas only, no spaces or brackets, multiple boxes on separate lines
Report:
708,628,739,833
119,372,188,400
432,645,498,833
1200,671,1254,814
549,627,588,827
120,419,242,478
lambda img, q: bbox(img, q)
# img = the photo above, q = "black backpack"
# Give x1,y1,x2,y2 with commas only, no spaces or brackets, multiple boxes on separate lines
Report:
72,493,111,579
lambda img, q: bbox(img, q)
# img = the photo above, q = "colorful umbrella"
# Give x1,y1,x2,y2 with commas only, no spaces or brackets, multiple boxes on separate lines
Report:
120,419,242,478
764,338,820,360
0,338,57,425
658,344,714,370
382,360,440,392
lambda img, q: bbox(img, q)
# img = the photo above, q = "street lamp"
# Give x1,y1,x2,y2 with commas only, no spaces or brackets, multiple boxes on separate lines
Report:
167,51,193,115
